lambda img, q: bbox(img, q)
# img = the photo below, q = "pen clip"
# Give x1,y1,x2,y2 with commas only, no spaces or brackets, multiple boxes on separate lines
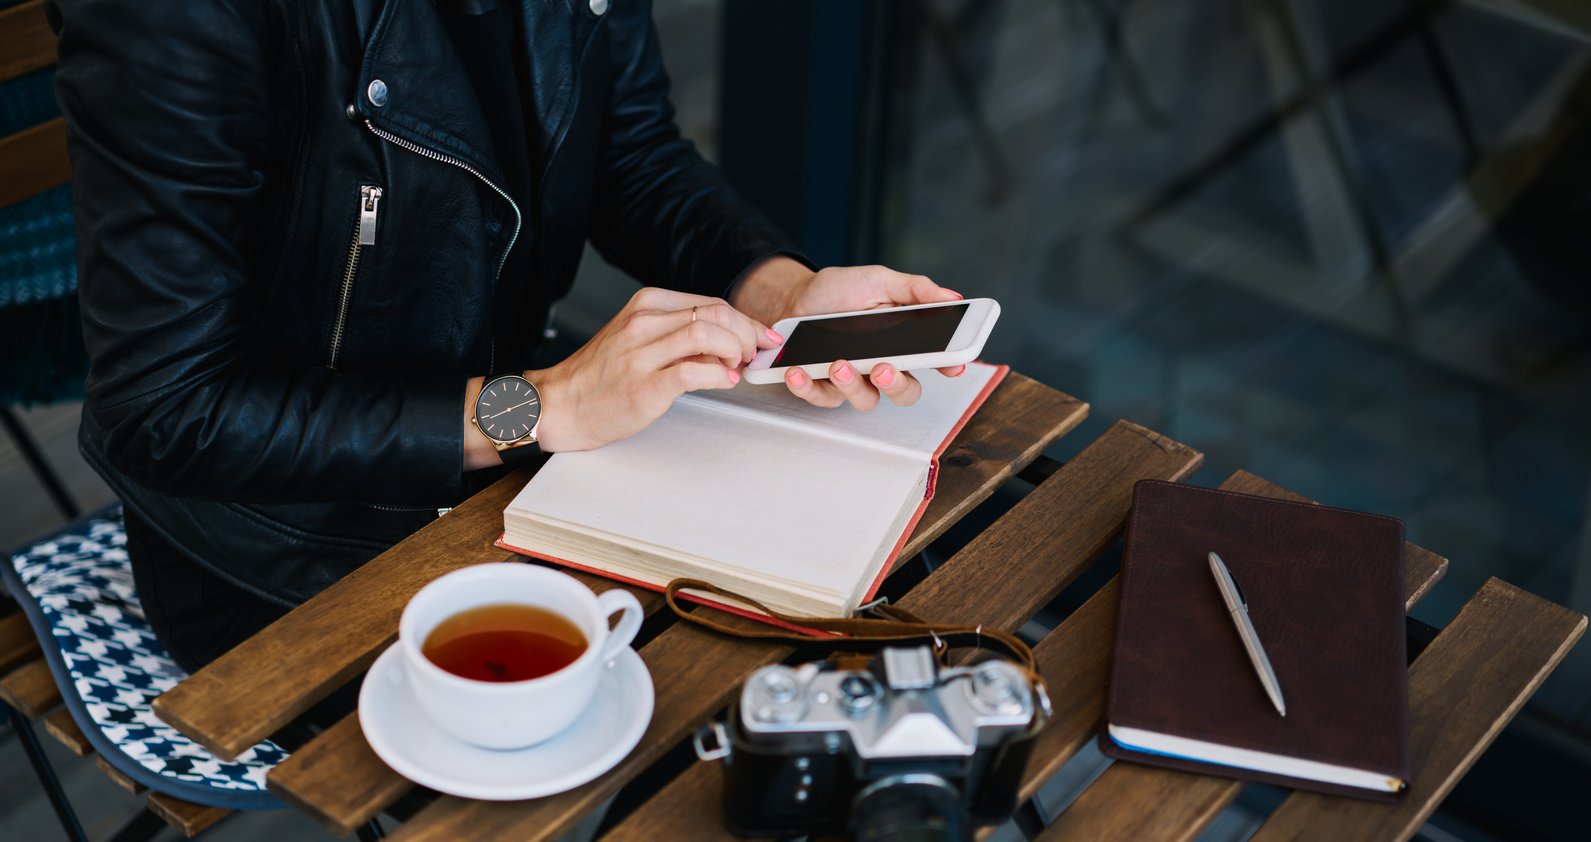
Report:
1227,569,1247,609
1211,551,1248,609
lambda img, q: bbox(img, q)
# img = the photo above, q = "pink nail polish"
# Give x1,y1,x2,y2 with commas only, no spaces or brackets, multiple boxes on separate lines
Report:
874,367,895,387
952,364,966,376
766,328,784,344
789,369,806,386
727,369,741,385
833,364,853,385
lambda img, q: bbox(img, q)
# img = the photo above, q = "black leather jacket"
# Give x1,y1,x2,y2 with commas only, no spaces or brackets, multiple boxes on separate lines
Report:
50,0,797,605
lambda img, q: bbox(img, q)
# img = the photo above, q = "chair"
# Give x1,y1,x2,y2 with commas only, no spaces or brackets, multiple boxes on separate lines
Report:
3,507,291,840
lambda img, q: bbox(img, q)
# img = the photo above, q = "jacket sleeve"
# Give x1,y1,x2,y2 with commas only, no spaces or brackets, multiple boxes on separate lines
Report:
585,0,810,299
54,0,465,505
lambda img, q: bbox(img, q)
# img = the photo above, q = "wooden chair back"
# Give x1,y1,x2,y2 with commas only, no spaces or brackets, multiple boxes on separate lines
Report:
0,0,69,210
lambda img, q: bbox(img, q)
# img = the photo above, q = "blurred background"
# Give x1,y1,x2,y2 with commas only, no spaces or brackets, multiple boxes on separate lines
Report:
3,0,1589,838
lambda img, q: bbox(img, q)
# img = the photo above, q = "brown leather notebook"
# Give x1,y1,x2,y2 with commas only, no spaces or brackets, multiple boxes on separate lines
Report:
1101,480,1409,800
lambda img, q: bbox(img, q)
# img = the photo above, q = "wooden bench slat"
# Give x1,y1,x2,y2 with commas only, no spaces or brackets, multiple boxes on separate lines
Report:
1029,469,1450,842
43,708,91,756
147,792,232,838
0,0,55,84
264,376,1086,834
0,118,71,210
0,657,62,717
407,419,1200,842
0,611,43,676
1250,578,1586,842
95,755,146,795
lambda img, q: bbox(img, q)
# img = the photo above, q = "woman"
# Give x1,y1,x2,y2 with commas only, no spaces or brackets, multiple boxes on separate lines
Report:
49,0,962,670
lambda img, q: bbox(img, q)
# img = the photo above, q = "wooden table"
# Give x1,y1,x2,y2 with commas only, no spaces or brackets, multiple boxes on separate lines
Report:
150,374,1586,841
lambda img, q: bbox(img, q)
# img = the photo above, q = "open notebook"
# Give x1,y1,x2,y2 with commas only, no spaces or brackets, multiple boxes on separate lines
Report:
498,362,1007,620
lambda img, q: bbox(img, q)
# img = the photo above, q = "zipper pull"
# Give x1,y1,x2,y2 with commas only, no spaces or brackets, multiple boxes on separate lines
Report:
358,185,383,246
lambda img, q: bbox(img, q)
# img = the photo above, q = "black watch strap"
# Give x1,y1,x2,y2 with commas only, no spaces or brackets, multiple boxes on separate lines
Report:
498,439,544,467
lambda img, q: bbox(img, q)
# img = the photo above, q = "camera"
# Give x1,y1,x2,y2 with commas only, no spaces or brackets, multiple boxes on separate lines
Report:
695,646,1048,840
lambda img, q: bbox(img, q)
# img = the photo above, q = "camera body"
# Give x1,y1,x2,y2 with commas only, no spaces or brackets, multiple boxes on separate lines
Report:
714,646,1046,839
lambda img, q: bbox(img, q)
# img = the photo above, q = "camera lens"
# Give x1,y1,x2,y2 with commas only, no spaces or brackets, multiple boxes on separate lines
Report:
850,774,966,842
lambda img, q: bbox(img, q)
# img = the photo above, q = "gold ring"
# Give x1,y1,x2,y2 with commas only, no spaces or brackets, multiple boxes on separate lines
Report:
691,306,698,322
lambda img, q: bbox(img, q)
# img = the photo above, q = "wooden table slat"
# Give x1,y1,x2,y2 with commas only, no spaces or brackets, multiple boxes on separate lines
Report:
266,714,414,836
544,419,1206,842
0,611,43,676
0,0,55,85
1028,469,1450,842
147,792,232,838
0,657,62,718
262,375,1087,832
1250,578,1585,842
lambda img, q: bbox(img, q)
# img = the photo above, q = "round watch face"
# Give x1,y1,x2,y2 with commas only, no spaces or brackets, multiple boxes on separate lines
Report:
475,376,541,444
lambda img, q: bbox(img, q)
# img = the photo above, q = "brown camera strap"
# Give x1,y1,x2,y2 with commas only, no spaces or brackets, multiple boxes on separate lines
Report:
662,578,1039,676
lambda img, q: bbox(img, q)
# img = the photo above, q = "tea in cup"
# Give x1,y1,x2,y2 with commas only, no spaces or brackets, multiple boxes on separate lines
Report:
398,564,642,749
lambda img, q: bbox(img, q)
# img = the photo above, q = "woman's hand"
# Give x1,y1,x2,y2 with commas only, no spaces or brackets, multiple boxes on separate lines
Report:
730,258,967,411
534,287,782,452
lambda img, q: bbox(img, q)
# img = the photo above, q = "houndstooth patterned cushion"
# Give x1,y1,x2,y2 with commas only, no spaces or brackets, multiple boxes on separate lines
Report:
6,507,288,805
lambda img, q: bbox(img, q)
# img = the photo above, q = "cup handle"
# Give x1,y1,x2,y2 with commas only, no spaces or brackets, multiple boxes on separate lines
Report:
596,589,643,664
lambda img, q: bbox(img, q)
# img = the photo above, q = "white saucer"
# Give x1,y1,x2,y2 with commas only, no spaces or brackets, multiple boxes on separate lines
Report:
358,643,654,800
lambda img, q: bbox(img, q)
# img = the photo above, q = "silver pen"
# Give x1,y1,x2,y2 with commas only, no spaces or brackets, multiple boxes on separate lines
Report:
1208,551,1287,716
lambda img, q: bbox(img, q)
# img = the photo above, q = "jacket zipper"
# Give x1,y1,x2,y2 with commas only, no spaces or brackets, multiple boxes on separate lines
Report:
363,120,522,373
328,184,383,370
366,502,453,517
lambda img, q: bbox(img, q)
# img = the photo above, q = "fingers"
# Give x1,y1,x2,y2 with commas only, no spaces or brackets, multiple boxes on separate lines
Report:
869,363,923,407
785,361,934,410
827,360,879,411
640,318,748,370
666,361,741,394
624,289,777,362
936,363,967,378
784,367,846,408
785,361,884,411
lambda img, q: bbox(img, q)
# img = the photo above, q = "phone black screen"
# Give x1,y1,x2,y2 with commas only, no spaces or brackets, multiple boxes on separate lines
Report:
773,303,969,367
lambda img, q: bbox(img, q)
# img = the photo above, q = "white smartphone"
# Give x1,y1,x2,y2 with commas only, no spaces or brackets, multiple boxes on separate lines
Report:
743,298,1000,385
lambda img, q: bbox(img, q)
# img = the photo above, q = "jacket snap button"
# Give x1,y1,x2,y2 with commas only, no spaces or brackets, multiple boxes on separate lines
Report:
366,79,388,108
590,0,609,14
345,103,357,120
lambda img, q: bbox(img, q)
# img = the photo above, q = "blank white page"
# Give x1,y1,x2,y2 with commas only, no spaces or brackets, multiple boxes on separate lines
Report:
689,361,1000,457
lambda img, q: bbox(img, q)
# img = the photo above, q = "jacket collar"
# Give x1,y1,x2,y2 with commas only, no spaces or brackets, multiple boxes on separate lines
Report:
352,0,595,192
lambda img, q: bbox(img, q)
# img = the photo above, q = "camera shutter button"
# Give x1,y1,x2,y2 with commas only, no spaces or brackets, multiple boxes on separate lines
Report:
748,667,807,723
762,671,798,703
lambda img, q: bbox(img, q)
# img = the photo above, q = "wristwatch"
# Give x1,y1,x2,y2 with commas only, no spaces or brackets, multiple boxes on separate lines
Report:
471,373,544,466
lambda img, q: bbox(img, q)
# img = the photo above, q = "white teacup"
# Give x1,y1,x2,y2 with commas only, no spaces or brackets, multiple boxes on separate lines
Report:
398,563,643,750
